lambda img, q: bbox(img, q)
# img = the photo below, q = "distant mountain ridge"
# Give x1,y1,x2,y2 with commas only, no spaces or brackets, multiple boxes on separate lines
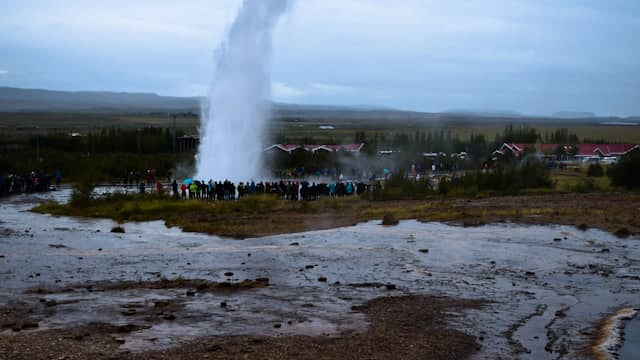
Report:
0,87,201,113
0,87,635,121
552,111,596,119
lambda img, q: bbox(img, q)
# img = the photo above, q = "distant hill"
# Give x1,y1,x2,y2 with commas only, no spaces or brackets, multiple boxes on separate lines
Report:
552,111,596,119
443,109,523,118
0,87,201,113
0,87,634,123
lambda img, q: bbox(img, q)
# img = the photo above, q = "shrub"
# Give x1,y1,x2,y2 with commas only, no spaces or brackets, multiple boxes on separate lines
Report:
608,151,640,189
587,163,604,177
367,172,433,200
69,180,95,207
570,178,600,193
446,160,553,195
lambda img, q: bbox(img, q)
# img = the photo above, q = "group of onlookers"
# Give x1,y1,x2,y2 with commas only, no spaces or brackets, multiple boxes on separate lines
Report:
0,171,59,196
150,179,370,201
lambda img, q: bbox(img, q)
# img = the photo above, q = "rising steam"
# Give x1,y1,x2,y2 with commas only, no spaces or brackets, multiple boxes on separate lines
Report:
195,0,289,182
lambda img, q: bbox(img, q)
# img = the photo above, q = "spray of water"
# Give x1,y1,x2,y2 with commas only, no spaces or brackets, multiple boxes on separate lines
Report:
195,0,289,182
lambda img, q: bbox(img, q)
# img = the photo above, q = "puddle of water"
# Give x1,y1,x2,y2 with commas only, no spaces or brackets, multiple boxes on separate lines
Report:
620,317,640,360
1,190,639,359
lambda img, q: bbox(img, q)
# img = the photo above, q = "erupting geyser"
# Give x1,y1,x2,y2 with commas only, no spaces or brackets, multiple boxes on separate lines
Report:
195,0,289,182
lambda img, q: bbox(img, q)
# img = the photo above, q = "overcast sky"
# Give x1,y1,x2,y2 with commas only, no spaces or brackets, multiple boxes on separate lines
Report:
1,0,639,116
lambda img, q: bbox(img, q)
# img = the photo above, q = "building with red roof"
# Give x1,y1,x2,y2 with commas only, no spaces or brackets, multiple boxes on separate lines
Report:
265,143,364,154
493,143,639,162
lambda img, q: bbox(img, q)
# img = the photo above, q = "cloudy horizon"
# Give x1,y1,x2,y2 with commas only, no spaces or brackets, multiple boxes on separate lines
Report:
1,0,639,116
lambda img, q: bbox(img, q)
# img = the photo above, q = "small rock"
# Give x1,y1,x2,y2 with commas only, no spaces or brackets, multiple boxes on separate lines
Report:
490,260,496,265
154,300,171,307
220,301,227,308
121,309,137,316
207,345,223,352
273,323,281,329
186,290,195,296
317,276,327,282
110,226,125,233
525,271,536,277
114,338,126,344
305,265,315,270
553,238,562,242
117,324,139,333
98,248,102,251
224,272,234,277
289,242,299,246
601,248,610,253
163,314,176,321
384,284,397,290
614,227,631,238
418,249,429,253
256,277,270,284
382,213,399,226
463,220,485,227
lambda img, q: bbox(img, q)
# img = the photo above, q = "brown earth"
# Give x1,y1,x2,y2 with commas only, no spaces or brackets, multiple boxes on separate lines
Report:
174,192,640,239
0,295,482,360
34,191,640,239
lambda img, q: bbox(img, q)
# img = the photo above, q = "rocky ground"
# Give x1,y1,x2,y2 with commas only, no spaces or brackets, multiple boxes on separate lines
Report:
1,295,481,360
2,190,639,359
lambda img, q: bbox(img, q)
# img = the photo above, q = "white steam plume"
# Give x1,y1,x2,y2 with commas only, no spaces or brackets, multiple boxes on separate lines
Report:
195,0,289,182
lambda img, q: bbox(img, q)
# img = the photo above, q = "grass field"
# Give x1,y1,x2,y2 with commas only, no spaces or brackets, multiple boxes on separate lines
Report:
2,111,639,144
34,190,640,238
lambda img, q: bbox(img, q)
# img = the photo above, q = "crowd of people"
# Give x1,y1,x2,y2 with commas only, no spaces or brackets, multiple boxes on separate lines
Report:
0,171,56,196
151,179,369,201
122,169,165,187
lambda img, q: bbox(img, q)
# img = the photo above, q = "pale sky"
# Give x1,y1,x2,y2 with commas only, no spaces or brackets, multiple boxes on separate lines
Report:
1,0,639,116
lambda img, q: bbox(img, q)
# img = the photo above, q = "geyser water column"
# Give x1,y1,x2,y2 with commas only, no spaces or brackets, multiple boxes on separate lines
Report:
195,0,289,182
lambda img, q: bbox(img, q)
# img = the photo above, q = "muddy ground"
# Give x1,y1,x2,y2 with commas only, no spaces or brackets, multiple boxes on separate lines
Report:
1,295,481,360
2,190,640,359
36,191,640,239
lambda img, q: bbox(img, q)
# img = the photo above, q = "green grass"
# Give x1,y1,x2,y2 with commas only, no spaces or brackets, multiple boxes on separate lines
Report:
551,170,612,192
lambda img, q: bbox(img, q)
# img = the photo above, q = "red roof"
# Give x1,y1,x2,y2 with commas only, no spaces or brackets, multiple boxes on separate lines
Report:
265,143,364,153
496,143,639,157
576,143,639,156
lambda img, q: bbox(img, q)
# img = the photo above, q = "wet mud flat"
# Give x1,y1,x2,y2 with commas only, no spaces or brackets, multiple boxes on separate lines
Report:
1,191,640,359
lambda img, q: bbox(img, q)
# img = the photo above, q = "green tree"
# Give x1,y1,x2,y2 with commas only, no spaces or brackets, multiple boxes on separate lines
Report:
608,151,640,189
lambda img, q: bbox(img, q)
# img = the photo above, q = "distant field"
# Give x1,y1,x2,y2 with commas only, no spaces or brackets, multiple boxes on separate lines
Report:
272,119,640,144
1,112,639,143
